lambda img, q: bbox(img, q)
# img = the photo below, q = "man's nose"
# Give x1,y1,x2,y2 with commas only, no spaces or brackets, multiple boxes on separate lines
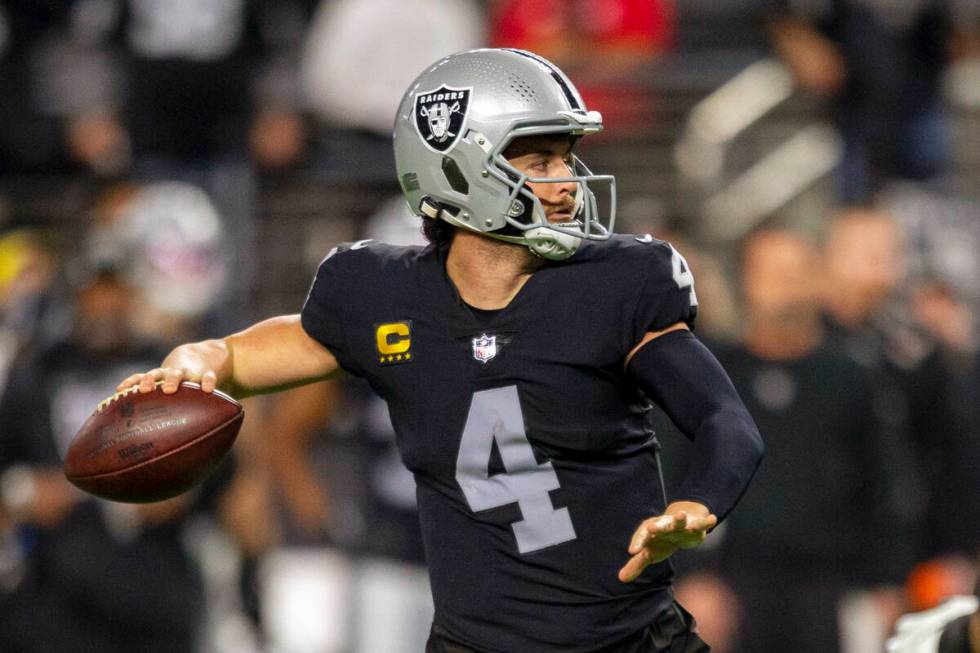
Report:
552,161,576,194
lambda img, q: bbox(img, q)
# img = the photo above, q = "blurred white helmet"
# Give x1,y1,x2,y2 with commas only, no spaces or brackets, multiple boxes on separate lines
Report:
114,181,227,317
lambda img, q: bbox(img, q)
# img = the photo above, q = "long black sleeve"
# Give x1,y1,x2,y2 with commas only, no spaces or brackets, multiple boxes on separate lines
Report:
627,330,764,523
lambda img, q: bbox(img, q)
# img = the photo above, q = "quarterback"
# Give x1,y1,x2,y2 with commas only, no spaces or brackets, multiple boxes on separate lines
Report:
119,49,764,652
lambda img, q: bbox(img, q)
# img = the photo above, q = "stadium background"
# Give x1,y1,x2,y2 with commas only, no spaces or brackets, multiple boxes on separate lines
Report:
0,1,978,652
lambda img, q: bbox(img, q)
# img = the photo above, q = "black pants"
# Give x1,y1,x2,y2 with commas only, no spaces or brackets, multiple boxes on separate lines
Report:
425,602,710,653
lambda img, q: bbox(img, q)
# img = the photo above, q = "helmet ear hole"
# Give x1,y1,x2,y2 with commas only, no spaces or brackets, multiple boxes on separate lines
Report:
441,157,469,195
508,193,534,224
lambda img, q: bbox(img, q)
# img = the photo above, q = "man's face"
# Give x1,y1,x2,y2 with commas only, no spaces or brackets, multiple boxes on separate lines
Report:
504,136,578,223
75,272,135,352
741,230,821,324
823,211,905,314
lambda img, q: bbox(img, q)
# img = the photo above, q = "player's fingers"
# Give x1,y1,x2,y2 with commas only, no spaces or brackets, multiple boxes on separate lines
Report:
117,373,144,391
644,513,678,536
200,370,217,393
633,515,673,553
679,512,716,535
138,369,165,393
632,509,711,555
629,523,652,553
618,549,650,583
161,368,184,394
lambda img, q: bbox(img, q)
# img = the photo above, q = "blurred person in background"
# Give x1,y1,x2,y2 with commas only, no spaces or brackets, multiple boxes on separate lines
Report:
300,0,483,178
767,0,980,202
0,1,73,173
0,196,275,652
48,0,314,175
668,226,899,653
0,243,206,653
0,226,61,394
120,0,311,172
0,0,131,175
821,207,979,632
0,224,61,594
881,182,980,326
0,0,307,177
822,208,976,559
82,181,278,650
84,180,234,338
488,0,675,132
40,0,316,326
879,188,980,542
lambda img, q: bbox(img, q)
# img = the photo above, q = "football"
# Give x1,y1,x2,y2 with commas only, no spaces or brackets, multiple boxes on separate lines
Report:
64,382,244,503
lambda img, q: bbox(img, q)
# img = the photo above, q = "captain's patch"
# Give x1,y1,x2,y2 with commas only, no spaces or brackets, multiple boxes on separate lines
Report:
376,321,413,366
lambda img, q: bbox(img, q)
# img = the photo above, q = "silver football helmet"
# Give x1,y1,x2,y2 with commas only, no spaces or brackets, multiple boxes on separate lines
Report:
393,48,616,260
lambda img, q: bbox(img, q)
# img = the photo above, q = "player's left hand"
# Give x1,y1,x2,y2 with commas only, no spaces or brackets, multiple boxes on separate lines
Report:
618,501,717,583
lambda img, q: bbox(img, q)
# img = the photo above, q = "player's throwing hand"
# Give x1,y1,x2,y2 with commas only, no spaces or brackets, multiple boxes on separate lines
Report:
618,501,718,583
116,340,229,395
117,366,219,395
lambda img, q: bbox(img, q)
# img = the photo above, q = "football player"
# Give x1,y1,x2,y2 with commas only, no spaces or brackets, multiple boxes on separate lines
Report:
118,49,764,652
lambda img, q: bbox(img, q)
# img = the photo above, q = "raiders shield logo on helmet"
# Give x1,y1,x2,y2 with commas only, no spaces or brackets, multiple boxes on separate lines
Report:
414,85,472,153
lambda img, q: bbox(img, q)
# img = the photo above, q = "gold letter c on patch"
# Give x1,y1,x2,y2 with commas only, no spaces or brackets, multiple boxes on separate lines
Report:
376,323,411,355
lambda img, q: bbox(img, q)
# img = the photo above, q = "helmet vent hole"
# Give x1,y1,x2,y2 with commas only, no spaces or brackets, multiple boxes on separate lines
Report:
441,157,469,195
506,75,537,103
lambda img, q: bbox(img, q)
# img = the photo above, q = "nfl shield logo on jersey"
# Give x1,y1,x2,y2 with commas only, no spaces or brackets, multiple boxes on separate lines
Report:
472,334,497,363
414,85,471,153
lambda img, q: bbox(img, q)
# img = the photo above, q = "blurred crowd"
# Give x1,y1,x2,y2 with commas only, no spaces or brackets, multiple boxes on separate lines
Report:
0,1,978,652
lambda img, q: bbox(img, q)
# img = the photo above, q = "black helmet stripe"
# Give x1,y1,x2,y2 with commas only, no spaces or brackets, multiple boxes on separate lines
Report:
503,48,582,111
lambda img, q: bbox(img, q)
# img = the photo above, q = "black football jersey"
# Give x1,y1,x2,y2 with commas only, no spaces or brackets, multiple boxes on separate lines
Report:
301,234,698,652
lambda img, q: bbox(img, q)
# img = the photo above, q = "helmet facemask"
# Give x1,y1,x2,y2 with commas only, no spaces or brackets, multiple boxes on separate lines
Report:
483,123,616,260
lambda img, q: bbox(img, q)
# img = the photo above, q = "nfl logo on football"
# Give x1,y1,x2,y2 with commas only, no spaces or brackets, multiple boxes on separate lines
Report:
472,334,497,363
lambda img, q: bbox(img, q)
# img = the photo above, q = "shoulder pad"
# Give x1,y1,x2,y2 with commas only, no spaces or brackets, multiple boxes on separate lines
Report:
611,234,698,338
316,239,424,276
622,235,698,304
318,238,386,266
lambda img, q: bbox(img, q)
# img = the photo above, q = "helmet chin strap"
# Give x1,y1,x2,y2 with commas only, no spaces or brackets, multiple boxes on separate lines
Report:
525,184,586,260
419,196,584,260
525,225,581,260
